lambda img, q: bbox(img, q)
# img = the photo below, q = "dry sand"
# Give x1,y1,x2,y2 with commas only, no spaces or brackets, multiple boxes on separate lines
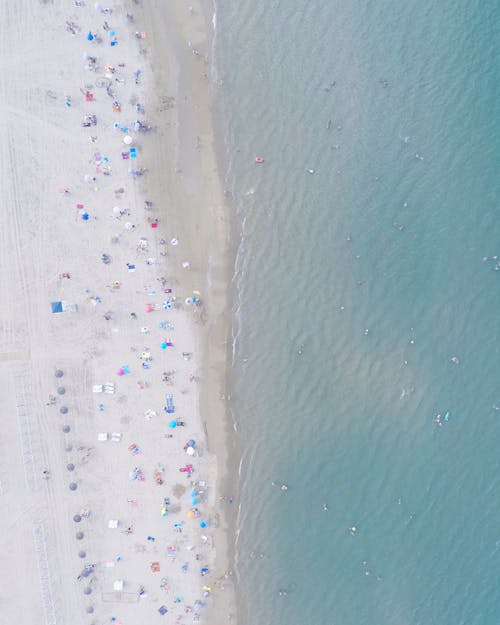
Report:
0,1,235,624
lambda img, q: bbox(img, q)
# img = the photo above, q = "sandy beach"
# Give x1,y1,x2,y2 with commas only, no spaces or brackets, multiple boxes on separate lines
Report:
0,1,234,624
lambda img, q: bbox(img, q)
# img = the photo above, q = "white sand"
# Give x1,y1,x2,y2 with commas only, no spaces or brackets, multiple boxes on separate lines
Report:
0,1,234,624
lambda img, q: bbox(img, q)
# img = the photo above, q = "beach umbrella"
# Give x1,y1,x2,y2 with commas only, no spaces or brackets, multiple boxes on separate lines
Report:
86,606,94,614
76,531,84,540
83,587,92,595
87,32,94,41
123,135,133,145
82,213,89,221
69,482,78,491
190,488,197,497
62,425,71,433
67,463,75,472
191,497,199,505
65,444,73,452
186,446,195,456
78,550,86,558
55,369,64,378
117,368,124,376
200,521,207,528
73,514,82,523
60,406,68,414
57,387,66,395
187,510,195,519
169,420,177,428
160,342,167,350
113,122,121,130
187,439,196,447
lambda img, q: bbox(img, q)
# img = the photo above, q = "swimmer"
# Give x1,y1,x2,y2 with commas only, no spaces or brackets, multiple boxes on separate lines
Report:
322,503,328,511
278,589,288,597
280,484,288,492
349,526,357,535
449,356,460,364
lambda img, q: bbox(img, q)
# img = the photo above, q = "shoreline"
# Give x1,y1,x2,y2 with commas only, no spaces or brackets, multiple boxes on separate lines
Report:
140,0,240,621
0,1,238,624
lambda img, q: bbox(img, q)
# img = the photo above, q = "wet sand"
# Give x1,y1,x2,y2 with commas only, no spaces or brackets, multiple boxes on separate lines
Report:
0,1,234,624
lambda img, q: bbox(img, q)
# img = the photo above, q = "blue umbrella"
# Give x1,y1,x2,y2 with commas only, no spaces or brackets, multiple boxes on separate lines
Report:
169,420,177,428
190,488,197,497
200,521,207,528
82,213,89,221
87,32,94,41
191,497,199,505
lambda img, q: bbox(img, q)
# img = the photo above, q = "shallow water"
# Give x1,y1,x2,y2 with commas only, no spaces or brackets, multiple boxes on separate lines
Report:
214,1,500,623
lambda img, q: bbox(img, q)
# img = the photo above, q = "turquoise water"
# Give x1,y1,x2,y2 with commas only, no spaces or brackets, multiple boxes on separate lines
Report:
213,1,500,623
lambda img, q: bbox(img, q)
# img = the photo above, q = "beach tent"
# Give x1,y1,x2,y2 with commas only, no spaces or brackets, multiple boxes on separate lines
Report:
51,301,77,313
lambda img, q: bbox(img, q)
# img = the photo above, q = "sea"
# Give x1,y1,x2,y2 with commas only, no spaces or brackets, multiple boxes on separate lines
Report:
212,1,500,624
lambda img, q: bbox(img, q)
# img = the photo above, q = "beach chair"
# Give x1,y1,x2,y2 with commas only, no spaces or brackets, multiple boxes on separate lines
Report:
93,384,104,393
98,432,109,442
111,432,122,442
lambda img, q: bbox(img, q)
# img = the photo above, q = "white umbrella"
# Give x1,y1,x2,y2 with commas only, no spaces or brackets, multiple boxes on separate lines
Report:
123,135,133,145
186,446,195,456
